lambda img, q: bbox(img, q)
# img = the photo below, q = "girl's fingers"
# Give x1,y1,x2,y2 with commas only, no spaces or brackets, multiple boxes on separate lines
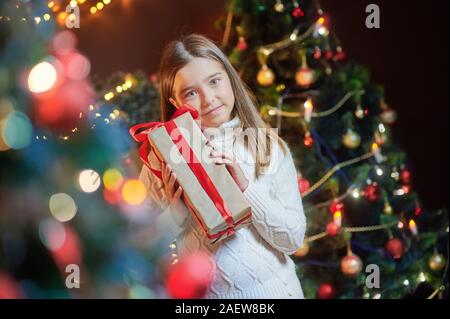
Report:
168,171,176,189
206,139,218,150
210,150,234,163
162,162,168,182
173,186,183,200
211,157,232,165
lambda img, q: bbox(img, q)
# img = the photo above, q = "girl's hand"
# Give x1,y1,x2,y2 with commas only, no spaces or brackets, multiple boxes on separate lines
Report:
207,140,249,192
161,162,185,214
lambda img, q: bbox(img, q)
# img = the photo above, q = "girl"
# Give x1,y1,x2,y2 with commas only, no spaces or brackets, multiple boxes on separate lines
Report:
139,34,307,299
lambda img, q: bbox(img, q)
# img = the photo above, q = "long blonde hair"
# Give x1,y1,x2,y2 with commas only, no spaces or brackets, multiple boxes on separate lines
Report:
158,34,286,178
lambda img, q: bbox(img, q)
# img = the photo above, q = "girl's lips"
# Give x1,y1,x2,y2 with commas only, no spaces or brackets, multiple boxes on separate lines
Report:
204,105,223,116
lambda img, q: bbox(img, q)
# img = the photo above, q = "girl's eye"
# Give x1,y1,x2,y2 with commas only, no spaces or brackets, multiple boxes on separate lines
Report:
210,78,221,85
185,90,197,98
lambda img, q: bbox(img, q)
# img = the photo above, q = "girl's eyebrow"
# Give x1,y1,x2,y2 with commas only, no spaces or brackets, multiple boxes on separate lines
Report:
177,72,223,96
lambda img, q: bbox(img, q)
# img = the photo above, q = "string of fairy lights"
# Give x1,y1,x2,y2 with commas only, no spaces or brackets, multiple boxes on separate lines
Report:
0,0,115,27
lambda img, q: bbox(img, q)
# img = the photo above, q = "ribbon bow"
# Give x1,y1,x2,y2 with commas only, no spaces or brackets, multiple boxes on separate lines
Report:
129,104,199,179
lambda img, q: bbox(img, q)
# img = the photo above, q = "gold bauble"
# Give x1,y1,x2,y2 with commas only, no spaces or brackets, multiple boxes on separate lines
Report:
380,109,397,125
342,129,361,149
428,253,446,272
274,2,284,12
257,65,275,87
295,66,316,88
293,241,310,257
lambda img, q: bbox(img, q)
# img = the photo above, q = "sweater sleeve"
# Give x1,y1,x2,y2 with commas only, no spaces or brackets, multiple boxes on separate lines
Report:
138,164,189,241
243,147,307,255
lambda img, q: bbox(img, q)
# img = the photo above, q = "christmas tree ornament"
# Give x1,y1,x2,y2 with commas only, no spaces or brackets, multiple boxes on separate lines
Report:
383,201,393,215
341,254,363,277
342,129,361,149
316,283,337,299
414,205,423,216
257,65,275,87
329,200,344,214
380,108,397,125
391,167,400,181
303,131,313,147
295,52,316,88
326,222,341,236
236,36,248,51
324,50,333,60
428,252,446,272
379,98,397,125
291,1,305,18
297,176,310,194
293,240,310,257
273,0,284,12
385,238,404,259
364,182,381,202
313,46,322,59
166,251,215,299
333,46,346,61
355,104,365,119
400,168,411,185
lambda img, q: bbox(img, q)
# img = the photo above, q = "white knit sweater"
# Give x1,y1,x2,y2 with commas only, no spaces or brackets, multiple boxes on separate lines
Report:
139,115,307,299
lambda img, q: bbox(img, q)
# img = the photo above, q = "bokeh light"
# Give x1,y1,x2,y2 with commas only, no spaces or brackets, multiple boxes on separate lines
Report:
39,219,66,251
65,52,91,80
1,111,33,150
122,179,147,205
0,272,23,299
166,251,215,299
28,61,57,93
78,169,101,193
49,193,78,222
103,188,122,205
103,168,123,191
0,97,15,151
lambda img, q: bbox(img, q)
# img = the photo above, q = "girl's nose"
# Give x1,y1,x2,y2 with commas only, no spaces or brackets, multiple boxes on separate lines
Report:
202,88,216,106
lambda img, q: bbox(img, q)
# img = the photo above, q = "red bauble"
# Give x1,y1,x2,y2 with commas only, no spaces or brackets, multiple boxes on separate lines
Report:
364,183,381,202
324,50,333,60
400,169,411,185
292,6,305,18
313,47,322,59
329,201,344,214
304,133,313,147
166,251,215,299
385,238,404,259
298,177,310,194
341,254,363,277
333,50,346,62
237,37,248,51
316,283,337,299
326,222,341,236
414,206,422,216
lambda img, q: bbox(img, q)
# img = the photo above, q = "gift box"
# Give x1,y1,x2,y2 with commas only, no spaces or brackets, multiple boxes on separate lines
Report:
130,105,252,243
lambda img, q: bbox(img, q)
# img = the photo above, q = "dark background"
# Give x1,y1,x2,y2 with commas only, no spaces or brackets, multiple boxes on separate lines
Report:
74,0,449,210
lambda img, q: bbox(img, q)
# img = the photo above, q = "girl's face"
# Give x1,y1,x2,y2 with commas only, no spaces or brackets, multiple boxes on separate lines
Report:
170,57,235,128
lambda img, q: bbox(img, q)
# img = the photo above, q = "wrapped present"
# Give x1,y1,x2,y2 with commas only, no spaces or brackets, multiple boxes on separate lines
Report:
129,105,251,243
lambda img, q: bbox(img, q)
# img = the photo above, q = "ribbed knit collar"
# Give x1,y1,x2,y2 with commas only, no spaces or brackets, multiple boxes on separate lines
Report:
202,115,240,149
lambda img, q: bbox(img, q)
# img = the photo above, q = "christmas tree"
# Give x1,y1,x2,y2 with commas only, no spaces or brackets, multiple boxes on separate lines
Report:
218,0,448,298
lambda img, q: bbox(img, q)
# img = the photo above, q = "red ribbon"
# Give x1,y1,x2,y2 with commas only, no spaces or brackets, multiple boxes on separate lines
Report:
129,105,199,179
129,104,246,240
